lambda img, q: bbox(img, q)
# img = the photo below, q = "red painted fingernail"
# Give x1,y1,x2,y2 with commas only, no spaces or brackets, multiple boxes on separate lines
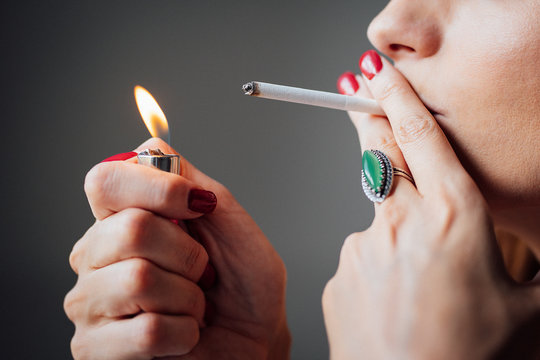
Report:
188,189,217,214
199,263,216,290
337,71,359,95
204,299,215,325
100,151,137,163
359,50,383,80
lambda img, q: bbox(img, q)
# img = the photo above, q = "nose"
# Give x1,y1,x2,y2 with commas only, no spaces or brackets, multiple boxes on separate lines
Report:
367,0,443,60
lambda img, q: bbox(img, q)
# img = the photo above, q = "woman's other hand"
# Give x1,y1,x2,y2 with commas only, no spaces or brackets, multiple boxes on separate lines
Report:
64,138,290,359
323,52,540,359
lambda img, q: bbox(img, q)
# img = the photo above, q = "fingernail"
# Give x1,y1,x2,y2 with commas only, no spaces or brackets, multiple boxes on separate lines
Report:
337,71,359,95
359,50,383,80
198,263,216,290
100,151,137,163
204,299,215,325
188,189,217,214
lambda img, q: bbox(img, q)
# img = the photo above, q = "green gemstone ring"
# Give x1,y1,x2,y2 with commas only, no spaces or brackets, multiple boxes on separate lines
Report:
361,150,414,203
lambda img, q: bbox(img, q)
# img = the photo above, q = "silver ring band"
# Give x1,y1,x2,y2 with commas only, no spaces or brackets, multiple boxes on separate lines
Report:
361,150,414,203
393,167,415,185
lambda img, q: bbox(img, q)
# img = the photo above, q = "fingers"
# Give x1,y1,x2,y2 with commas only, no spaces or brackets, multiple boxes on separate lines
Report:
71,313,199,359
358,50,467,192
338,72,416,202
66,258,205,325
70,208,208,281
345,74,409,171
85,160,216,220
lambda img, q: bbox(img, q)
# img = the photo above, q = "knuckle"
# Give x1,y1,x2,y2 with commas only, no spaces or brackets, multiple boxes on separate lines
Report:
379,201,406,227
135,313,166,355
395,112,436,145
70,329,88,360
64,288,81,322
69,239,84,274
437,178,490,228
339,232,364,262
376,202,407,246
438,175,483,209
156,176,183,209
68,223,100,274
434,193,457,235
122,259,155,297
181,318,200,352
341,232,361,252
135,314,200,356
377,81,406,104
121,209,154,251
376,133,400,155
321,277,336,310
84,163,115,204
185,283,206,319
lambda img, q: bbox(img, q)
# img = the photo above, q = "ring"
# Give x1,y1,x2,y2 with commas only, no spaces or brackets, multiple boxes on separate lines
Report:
361,150,415,203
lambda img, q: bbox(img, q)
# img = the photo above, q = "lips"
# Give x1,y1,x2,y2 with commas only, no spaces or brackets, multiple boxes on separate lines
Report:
419,96,444,119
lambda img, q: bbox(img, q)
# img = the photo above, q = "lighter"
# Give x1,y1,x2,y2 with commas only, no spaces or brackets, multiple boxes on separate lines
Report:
137,148,180,175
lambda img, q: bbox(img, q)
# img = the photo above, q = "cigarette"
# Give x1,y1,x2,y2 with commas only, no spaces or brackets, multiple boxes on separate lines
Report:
242,81,385,116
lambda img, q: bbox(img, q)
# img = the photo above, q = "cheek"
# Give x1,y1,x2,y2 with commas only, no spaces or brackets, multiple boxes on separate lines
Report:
436,14,540,207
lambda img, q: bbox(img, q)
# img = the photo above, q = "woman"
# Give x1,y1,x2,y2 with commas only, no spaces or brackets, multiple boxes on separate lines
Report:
64,0,540,358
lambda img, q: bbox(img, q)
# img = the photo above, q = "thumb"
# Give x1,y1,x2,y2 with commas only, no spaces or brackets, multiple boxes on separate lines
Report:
338,73,410,176
134,137,269,247
133,137,226,194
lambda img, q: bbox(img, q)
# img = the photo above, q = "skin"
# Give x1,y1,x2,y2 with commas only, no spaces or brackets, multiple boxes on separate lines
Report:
65,0,540,358
364,0,540,252
323,0,540,358
64,138,290,359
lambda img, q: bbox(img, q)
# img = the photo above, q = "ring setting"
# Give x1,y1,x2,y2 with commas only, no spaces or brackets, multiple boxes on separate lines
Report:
361,150,414,203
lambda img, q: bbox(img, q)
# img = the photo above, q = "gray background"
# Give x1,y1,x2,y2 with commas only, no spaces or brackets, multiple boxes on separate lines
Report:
2,1,385,358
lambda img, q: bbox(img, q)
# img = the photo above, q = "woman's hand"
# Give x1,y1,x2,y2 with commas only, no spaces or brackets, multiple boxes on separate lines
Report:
64,138,290,359
324,51,540,359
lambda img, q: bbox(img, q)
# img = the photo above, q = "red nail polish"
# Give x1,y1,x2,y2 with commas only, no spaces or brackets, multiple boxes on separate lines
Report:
100,151,137,163
199,263,216,290
359,50,383,80
188,189,217,214
337,72,359,95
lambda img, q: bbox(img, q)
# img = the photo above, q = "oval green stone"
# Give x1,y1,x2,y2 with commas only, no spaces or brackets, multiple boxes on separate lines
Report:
362,150,382,191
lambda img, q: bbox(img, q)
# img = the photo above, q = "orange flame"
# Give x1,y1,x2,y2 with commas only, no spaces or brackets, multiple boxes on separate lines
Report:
134,85,170,144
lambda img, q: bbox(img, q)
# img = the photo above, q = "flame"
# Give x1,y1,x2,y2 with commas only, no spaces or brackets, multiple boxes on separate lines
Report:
134,85,170,144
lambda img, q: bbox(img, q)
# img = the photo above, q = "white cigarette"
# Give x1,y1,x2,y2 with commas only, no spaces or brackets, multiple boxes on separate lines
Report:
242,81,385,116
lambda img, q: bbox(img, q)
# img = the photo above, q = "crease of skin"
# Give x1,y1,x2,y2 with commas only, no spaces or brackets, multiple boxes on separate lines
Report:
371,2,540,273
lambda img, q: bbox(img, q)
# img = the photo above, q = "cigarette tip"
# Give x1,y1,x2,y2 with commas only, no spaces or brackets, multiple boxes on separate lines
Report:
242,81,255,95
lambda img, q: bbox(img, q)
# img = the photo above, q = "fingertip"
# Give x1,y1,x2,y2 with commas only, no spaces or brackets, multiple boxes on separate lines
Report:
337,71,360,95
359,50,383,80
188,189,217,214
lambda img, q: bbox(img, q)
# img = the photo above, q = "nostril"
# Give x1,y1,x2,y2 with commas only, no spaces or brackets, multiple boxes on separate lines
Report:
389,44,415,53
